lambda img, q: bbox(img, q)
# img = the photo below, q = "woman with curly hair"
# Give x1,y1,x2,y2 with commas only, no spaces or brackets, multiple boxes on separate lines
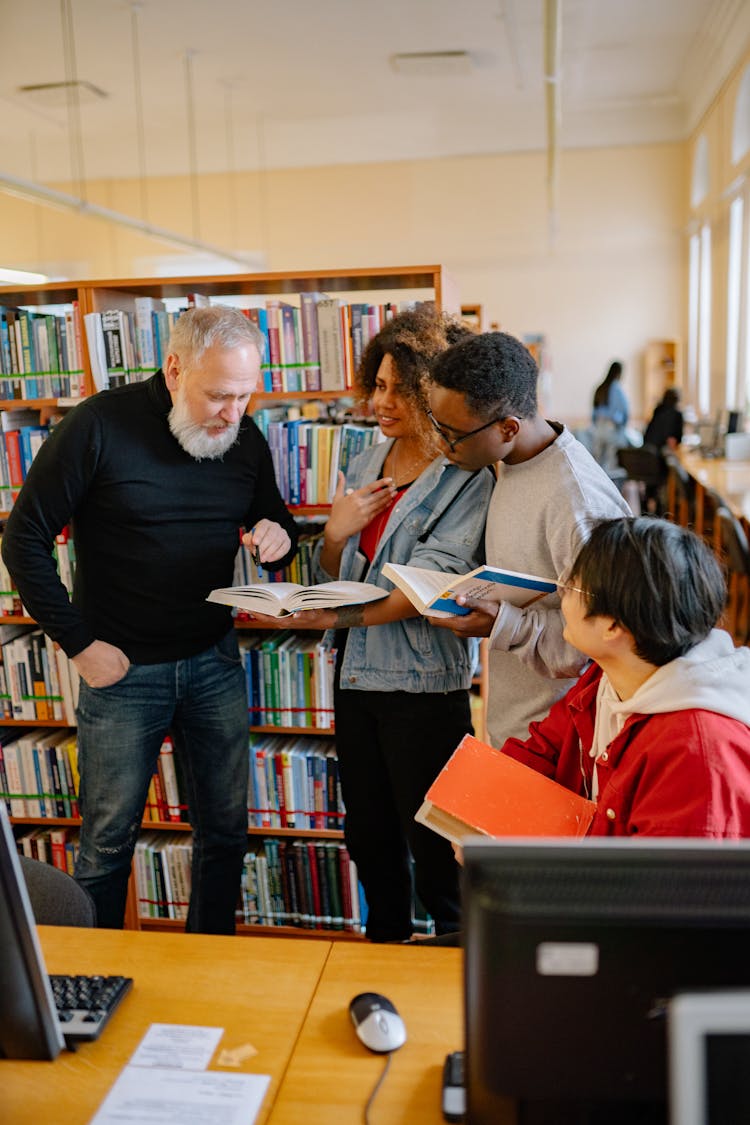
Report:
281,306,494,941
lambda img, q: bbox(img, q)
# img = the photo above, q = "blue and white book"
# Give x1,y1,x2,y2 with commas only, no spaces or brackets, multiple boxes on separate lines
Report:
381,562,557,618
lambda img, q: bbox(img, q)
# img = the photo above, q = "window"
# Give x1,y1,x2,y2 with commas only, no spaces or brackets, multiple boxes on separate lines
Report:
726,195,743,406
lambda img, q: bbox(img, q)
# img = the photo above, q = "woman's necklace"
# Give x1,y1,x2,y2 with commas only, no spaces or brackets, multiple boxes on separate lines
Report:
390,438,431,487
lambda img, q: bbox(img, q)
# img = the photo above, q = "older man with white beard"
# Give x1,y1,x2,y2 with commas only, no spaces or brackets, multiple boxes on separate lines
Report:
2,306,298,933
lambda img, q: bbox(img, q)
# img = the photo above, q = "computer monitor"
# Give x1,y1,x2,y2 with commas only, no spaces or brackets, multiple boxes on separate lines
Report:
0,801,65,1059
462,838,750,1125
668,990,750,1125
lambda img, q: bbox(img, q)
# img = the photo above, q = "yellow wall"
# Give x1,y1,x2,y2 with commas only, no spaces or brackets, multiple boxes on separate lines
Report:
2,142,687,424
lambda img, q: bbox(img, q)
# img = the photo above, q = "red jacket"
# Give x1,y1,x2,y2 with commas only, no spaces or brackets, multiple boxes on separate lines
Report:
501,662,750,837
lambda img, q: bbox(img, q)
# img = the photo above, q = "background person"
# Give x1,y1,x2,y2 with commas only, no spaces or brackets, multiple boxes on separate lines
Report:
500,517,750,836
427,330,631,746
250,307,494,942
643,386,683,450
591,359,630,472
1,306,298,932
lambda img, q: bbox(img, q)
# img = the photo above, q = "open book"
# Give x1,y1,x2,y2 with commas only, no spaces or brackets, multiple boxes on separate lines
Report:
415,734,597,844
207,580,388,618
381,561,557,618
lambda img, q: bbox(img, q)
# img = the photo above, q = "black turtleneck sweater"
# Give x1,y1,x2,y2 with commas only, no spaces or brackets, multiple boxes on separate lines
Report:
2,371,298,663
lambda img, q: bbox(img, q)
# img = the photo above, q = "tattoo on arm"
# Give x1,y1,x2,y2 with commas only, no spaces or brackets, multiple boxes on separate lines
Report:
334,604,365,628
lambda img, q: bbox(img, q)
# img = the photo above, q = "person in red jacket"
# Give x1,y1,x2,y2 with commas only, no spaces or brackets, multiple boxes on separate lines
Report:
501,516,750,837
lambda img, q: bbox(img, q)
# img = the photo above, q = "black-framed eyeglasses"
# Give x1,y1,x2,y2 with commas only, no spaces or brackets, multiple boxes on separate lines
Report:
425,407,507,452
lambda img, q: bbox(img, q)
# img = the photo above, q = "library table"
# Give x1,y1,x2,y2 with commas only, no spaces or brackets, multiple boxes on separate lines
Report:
2,928,491,1125
2,926,330,1125
672,446,750,529
266,941,488,1124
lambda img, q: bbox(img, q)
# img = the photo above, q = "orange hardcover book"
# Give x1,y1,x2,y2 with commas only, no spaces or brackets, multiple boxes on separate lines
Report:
416,734,597,844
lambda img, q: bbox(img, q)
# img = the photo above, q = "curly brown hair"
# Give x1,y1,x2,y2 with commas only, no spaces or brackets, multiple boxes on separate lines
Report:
356,305,471,449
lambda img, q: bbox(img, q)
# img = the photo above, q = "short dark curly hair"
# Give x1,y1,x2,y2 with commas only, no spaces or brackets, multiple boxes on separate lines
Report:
571,517,726,666
429,331,539,420
357,305,471,415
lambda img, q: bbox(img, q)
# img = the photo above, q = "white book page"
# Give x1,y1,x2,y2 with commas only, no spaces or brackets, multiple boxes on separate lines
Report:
382,563,452,605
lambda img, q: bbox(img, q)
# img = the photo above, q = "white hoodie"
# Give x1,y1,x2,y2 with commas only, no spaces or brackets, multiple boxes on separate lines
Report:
590,630,750,800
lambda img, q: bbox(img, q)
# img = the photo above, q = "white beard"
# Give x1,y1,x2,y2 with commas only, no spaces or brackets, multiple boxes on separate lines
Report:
168,386,241,460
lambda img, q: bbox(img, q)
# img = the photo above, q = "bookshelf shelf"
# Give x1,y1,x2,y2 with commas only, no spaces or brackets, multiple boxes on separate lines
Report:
10,815,344,839
0,719,73,728
249,724,335,736
0,398,72,410
137,917,364,940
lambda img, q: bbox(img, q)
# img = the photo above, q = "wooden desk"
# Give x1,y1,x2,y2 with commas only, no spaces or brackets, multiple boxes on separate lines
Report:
674,447,750,525
2,929,474,1125
2,927,331,1125
267,943,466,1124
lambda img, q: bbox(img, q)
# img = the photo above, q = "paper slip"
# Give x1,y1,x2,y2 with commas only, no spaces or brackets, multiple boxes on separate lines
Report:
88,1066,271,1125
128,1023,224,1070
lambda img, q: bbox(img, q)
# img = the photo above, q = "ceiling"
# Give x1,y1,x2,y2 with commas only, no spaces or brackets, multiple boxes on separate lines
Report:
0,0,748,188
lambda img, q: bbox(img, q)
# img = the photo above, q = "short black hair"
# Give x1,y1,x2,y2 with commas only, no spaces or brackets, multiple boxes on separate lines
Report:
571,517,726,666
429,331,538,419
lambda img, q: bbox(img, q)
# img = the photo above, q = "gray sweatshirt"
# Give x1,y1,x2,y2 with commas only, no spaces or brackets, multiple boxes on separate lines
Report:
485,423,631,744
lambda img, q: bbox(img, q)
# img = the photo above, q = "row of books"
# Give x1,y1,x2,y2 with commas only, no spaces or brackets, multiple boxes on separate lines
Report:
247,734,343,830
0,625,80,723
239,840,435,935
0,727,80,819
15,824,80,876
134,831,365,931
247,295,406,393
0,303,86,399
239,632,336,731
240,838,364,931
83,302,183,392
0,416,49,509
266,417,380,505
2,729,344,833
81,294,424,395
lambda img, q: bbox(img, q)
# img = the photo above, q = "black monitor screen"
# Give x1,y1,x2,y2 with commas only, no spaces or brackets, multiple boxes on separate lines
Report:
0,801,65,1059
463,838,750,1125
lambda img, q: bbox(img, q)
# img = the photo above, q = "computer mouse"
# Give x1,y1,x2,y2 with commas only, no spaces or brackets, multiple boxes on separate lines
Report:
349,991,407,1053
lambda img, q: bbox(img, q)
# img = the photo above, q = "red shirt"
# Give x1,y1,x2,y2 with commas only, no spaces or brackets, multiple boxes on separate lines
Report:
359,484,410,563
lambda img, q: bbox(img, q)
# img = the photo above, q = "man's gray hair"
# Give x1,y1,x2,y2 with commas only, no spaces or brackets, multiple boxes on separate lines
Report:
168,305,265,367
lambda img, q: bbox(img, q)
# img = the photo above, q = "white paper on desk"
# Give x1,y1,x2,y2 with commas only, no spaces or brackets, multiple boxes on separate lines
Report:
89,1066,271,1125
128,1023,224,1070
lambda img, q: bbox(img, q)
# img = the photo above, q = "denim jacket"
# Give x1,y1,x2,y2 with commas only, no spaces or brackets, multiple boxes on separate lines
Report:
314,439,494,694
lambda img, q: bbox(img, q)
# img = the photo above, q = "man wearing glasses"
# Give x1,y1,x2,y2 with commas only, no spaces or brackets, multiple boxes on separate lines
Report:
427,330,631,747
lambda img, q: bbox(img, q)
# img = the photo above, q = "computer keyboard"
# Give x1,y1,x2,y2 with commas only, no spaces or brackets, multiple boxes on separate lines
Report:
49,973,133,1043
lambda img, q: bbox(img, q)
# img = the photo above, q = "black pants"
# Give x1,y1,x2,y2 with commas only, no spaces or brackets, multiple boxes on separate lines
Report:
334,673,472,942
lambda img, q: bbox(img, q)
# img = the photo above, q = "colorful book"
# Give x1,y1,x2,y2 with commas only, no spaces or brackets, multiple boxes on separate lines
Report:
381,561,557,618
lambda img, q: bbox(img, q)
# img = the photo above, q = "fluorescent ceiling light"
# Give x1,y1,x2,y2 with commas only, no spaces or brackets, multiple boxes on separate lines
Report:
389,51,474,76
0,267,49,284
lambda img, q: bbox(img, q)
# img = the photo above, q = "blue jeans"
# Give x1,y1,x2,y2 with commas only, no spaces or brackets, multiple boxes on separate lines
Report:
74,630,249,934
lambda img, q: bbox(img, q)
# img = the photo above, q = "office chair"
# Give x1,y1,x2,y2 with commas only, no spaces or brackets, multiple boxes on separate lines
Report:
616,445,666,515
19,856,97,927
715,506,750,645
